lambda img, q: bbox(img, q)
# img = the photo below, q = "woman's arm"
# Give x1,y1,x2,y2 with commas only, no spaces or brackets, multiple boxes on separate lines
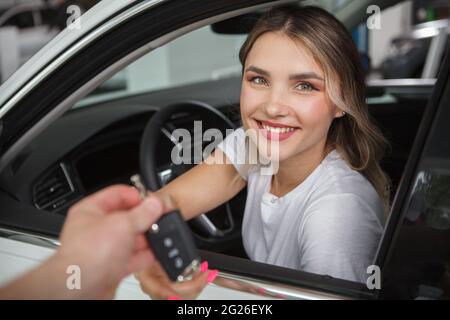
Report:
156,148,247,220
136,149,246,300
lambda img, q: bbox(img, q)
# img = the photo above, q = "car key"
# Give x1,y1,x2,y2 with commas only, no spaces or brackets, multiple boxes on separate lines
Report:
131,174,201,282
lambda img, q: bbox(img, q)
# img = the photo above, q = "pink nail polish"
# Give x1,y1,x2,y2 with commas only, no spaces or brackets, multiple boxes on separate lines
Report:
167,296,181,300
200,261,209,272
207,270,219,284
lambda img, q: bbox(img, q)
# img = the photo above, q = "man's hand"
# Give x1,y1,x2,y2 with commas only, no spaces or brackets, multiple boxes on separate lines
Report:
0,185,165,300
58,185,165,299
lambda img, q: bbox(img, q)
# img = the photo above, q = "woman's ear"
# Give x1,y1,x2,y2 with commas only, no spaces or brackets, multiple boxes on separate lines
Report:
333,108,346,119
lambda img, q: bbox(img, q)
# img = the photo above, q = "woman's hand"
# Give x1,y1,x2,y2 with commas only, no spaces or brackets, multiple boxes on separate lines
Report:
135,260,218,300
136,191,219,300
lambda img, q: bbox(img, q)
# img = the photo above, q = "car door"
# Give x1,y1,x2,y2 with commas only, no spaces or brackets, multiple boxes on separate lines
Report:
375,44,450,300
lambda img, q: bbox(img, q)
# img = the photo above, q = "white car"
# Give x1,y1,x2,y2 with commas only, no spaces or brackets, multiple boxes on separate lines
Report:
0,0,449,300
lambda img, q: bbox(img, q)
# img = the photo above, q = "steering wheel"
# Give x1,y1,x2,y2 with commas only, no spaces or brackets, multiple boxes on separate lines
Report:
139,100,241,249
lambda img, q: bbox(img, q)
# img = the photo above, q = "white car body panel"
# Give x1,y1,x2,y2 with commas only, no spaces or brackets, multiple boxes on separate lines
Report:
0,237,266,299
0,237,54,288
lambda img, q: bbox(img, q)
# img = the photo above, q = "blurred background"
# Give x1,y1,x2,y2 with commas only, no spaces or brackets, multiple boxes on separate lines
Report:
0,0,99,83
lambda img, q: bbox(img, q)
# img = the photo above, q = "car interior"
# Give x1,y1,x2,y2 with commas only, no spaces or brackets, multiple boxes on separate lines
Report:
0,3,437,290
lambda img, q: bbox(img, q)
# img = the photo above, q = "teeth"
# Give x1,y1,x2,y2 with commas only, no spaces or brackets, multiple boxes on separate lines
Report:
261,124,295,133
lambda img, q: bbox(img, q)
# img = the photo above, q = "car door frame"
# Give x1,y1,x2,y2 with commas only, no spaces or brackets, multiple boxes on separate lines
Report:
373,45,450,299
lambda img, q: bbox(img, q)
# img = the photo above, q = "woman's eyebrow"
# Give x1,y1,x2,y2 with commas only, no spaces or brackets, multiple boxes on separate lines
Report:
289,72,324,82
245,66,270,76
245,65,324,81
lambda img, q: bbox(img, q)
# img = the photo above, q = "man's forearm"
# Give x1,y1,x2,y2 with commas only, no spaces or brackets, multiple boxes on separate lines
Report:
0,253,88,300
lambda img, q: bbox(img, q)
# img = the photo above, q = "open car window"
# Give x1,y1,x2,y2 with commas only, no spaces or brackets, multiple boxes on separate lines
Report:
75,25,247,108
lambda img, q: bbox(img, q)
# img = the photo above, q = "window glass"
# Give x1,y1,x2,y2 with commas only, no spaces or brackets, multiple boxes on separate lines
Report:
382,79,450,299
75,25,246,107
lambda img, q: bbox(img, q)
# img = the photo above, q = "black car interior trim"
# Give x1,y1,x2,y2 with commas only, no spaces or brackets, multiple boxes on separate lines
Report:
375,46,450,298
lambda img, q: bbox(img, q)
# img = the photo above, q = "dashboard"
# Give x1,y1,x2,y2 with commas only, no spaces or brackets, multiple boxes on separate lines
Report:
30,104,240,215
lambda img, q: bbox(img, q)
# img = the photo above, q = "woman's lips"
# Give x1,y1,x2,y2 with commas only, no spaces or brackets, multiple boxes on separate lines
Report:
255,120,299,142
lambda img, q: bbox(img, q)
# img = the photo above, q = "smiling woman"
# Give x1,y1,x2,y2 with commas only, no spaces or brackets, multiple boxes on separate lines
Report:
238,6,391,212
223,5,389,279
136,4,390,299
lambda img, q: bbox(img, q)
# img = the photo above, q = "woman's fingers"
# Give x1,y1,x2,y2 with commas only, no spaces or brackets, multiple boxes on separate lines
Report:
135,265,177,299
172,268,217,299
136,260,218,300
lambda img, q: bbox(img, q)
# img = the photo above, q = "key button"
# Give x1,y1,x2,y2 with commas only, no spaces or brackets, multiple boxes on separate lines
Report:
150,223,159,233
168,248,179,258
164,237,173,248
175,257,183,269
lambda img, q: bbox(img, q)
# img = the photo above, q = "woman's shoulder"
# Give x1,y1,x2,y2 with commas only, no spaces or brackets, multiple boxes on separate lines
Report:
319,150,378,197
306,150,385,225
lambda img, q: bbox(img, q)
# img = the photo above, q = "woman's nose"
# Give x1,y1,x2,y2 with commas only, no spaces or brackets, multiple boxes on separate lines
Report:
264,89,290,118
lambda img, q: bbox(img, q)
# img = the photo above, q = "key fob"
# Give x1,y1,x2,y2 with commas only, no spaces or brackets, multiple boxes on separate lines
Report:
146,209,201,282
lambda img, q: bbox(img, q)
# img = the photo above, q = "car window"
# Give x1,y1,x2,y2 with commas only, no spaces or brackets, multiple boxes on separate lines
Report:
74,25,247,108
380,74,450,299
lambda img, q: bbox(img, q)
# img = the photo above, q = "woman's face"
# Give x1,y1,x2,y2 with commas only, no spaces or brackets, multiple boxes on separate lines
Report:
240,31,342,163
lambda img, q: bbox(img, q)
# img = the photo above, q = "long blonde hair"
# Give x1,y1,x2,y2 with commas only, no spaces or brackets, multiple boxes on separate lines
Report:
239,5,391,213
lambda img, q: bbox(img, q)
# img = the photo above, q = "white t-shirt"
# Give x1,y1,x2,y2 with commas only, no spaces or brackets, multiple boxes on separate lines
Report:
216,127,385,283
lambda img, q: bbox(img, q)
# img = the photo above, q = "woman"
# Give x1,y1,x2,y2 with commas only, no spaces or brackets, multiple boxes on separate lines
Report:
136,5,390,299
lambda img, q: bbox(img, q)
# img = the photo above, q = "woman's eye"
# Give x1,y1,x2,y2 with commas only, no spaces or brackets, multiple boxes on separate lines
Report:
250,76,268,86
295,82,317,91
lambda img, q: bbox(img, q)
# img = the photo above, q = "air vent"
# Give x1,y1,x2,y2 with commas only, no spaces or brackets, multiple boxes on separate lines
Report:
33,163,75,211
